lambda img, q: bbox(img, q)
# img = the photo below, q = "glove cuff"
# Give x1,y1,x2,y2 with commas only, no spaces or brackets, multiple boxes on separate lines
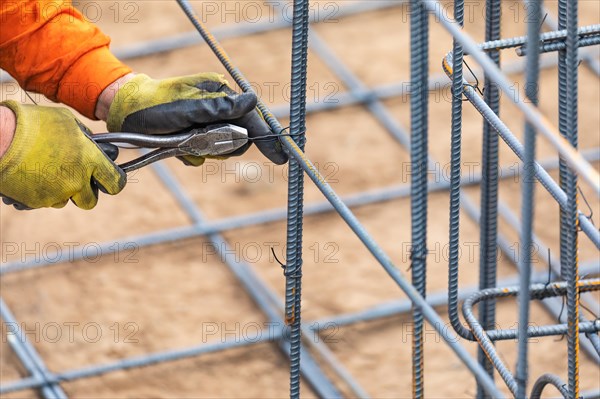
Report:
106,73,152,132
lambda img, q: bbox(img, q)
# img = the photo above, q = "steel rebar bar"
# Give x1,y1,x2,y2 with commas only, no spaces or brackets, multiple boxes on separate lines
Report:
409,1,429,397
530,373,569,399
477,1,502,396
283,0,310,396
516,2,542,395
564,1,581,397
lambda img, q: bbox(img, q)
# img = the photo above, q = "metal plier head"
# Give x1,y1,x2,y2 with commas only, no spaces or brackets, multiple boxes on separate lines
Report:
93,124,248,173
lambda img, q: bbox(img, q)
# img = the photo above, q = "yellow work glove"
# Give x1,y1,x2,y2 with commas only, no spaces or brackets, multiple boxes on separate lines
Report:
0,101,126,210
106,73,288,165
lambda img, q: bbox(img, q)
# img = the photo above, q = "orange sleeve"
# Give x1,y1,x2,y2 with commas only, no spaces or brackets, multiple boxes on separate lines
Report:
0,0,132,119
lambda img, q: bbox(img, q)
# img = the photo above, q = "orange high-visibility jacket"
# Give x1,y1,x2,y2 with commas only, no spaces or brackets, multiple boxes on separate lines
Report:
0,0,132,118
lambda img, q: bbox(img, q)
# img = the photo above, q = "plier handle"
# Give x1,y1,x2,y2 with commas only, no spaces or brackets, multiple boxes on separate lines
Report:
93,124,248,173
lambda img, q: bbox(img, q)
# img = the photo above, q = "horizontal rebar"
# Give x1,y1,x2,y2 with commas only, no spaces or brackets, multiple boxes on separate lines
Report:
517,34,600,56
478,24,600,52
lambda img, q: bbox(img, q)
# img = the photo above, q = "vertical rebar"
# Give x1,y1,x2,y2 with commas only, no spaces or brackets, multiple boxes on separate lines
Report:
410,1,429,397
447,0,475,341
516,1,541,397
476,1,501,396
564,0,581,397
284,0,310,397
557,0,570,281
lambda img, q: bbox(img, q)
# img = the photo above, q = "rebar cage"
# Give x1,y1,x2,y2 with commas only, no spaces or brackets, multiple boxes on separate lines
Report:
1,1,599,398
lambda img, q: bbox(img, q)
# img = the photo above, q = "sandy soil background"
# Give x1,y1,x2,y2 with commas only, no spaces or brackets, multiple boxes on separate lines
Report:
1,0,599,398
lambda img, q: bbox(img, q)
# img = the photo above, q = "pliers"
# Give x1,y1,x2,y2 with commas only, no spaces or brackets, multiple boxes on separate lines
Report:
93,124,249,173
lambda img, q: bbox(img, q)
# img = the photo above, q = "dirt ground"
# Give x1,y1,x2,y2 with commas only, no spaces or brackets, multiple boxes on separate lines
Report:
1,0,599,398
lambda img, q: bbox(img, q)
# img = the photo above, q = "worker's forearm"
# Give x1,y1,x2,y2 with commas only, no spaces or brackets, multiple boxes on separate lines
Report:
95,73,136,121
0,105,16,158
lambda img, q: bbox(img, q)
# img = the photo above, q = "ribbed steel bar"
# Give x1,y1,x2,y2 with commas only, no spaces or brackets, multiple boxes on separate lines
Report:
530,373,569,399
409,1,429,396
283,0,310,396
422,0,600,192
558,0,570,281
478,24,600,52
442,52,600,249
446,0,469,362
517,35,600,56
565,1,581,397
477,1,501,396
516,2,541,395
0,299,66,399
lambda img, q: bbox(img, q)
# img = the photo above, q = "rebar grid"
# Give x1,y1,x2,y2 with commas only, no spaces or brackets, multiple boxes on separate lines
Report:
1,1,599,398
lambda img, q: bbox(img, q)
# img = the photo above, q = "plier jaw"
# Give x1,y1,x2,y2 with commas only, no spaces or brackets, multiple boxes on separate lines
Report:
178,124,248,157
93,123,249,173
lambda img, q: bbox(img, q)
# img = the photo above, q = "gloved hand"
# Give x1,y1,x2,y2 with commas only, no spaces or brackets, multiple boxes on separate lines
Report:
0,101,126,210
106,73,288,165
